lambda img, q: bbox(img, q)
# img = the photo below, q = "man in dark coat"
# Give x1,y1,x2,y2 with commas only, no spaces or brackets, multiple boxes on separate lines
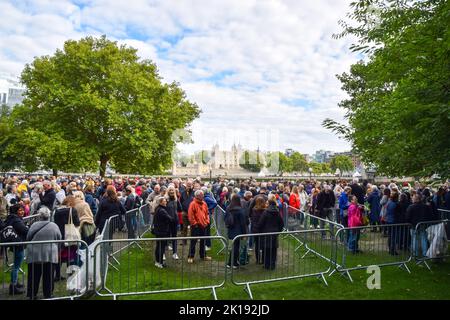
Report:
39,180,56,211
350,179,365,205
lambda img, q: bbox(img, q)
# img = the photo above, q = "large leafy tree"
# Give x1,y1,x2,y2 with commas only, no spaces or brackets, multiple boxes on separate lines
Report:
266,152,293,175
5,36,200,176
290,152,308,173
330,155,354,174
323,0,450,178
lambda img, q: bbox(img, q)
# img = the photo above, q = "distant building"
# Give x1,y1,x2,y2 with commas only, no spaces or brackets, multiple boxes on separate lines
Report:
0,74,25,108
330,151,362,168
313,150,335,163
303,154,312,163
285,148,294,157
210,143,243,170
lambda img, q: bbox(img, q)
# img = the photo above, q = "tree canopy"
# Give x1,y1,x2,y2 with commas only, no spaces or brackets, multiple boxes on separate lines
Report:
1,36,200,176
323,0,450,178
330,155,354,174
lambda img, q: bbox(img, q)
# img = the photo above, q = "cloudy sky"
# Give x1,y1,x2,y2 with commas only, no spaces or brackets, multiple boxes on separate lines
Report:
0,0,360,155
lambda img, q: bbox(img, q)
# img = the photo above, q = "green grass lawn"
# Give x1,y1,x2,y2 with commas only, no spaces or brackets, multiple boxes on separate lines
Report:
92,230,450,300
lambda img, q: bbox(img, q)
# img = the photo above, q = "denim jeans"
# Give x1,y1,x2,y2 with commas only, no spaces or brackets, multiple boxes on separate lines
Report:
319,208,334,237
11,249,24,284
348,229,360,252
411,229,428,258
126,214,137,239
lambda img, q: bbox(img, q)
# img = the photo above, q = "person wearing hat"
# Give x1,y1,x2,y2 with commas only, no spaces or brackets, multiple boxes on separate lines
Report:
4,203,29,295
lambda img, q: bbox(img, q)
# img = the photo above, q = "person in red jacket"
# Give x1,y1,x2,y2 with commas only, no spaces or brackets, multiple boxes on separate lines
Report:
187,190,212,263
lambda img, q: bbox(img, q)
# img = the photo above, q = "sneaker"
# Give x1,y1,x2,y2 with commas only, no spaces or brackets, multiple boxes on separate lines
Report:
168,245,173,251
202,256,212,261
172,253,179,260
187,258,194,264
205,246,211,251
163,254,166,261
154,262,164,269
248,248,254,251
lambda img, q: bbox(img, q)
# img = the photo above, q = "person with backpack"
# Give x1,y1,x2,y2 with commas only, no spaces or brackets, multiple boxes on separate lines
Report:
26,206,61,300
2,203,29,295
225,194,248,269
203,186,218,251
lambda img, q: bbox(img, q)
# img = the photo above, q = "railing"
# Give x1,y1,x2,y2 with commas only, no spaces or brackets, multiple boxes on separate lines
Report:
92,236,228,300
230,229,332,299
413,219,449,270
0,239,88,300
331,224,413,282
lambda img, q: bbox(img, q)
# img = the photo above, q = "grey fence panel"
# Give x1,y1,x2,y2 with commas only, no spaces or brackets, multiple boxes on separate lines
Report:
332,224,413,282
0,239,88,300
212,206,228,254
413,219,449,270
92,236,228,300
22,214,41,228
230,229,332,299
284,206,343,270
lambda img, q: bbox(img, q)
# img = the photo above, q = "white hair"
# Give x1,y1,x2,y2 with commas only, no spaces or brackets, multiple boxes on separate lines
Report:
194,190,204,198
38,206,51,220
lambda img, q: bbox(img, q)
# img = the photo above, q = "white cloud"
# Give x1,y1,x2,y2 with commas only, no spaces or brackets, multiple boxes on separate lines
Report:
0,0,360,155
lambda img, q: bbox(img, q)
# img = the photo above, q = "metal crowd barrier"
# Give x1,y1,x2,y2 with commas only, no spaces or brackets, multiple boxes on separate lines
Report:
284,206,343,270
22,214,41,228
92,236,228,300
213,206,228,254
0,239,88,300
230,229,332,299
331,223,413,282
413,219,449,270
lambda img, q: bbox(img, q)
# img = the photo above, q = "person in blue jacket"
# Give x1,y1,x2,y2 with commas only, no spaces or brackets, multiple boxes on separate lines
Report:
202,186,218,251
339,186,352,244
366,185,381,231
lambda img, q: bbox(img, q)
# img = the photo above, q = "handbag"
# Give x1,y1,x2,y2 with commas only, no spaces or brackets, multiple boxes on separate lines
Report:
82,222,96,238
65,208,81,245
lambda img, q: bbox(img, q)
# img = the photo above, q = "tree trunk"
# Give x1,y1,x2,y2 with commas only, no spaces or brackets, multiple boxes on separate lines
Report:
52,168,58,177
99,154,109,178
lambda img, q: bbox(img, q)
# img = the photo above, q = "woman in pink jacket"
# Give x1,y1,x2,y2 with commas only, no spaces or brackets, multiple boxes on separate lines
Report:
348,195,363,254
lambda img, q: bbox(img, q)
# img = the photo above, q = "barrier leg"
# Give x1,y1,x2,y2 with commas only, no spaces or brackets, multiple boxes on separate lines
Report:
416,259,431,271
244,283,254,300
399,263,411,274
211,287,218,300
339,270,353,283
318,273,328,286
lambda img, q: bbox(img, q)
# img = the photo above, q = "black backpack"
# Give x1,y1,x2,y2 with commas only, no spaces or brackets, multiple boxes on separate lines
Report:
0,223,20,243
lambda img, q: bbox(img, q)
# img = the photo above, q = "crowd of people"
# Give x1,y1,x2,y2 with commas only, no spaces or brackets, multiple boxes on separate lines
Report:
0,174,449,298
